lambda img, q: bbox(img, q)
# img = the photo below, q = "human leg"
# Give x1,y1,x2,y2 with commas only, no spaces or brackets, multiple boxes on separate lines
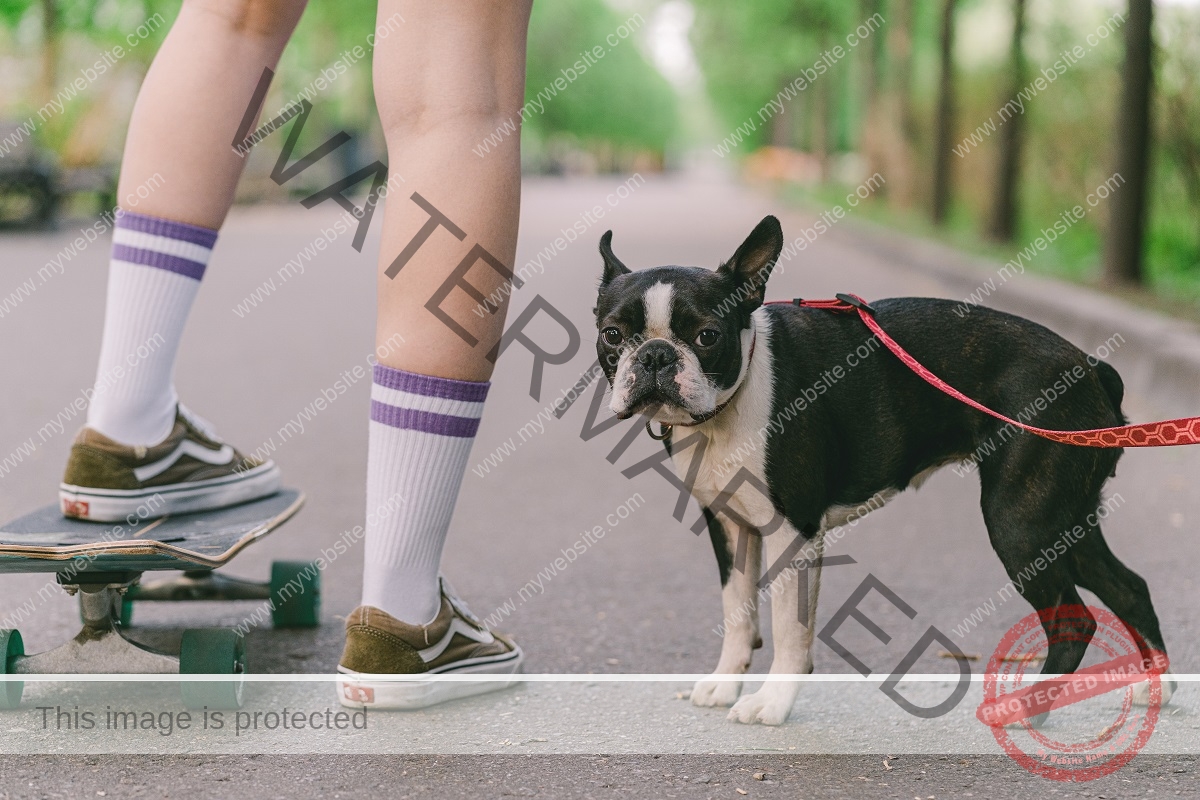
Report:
64,0,307,519
339,0,533,709
358,0,532,625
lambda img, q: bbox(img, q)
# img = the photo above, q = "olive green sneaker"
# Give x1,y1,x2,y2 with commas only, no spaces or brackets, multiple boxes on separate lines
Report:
59,405,279,521
337,580,523,710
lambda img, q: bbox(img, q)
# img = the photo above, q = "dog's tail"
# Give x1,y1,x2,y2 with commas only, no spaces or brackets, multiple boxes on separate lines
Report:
1095,359,1129,426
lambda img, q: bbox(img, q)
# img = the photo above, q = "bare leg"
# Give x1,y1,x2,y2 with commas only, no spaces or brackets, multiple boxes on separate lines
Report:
79,0,305,463
372,0,533,380
354,0,532,626
118,0,308,227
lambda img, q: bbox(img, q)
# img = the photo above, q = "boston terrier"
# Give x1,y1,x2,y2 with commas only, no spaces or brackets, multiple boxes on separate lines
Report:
593,215,1171,725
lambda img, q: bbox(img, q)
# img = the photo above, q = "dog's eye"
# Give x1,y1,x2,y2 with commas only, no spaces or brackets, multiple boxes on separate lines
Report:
602,327,623,346
695,329,720,347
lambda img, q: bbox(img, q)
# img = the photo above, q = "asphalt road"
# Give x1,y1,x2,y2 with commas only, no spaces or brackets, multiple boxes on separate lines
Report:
1,174,1198,793
1,754,1198,799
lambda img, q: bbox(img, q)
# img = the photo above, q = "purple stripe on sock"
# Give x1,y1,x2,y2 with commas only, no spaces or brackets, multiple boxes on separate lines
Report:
115,210,218,249
111,244,207,281
370,400,482,437
372,364,490,403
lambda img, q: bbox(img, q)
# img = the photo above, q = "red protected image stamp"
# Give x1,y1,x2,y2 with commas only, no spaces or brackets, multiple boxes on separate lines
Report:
976,604,1167,782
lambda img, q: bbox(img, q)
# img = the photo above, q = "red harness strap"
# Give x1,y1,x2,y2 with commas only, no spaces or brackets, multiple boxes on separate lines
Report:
772,294,1200,448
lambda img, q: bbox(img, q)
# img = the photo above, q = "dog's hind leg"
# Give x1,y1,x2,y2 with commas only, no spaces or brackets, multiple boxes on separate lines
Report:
692,516,761,708
1067,523,1174,705
980,463,1099,726
728,523,821,726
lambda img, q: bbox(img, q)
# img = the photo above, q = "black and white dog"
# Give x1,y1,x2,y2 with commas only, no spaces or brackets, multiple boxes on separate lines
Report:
593,215,1171,726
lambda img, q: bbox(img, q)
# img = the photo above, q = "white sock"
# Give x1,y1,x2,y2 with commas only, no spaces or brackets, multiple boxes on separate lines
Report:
361,364,489,624
86,210,216,446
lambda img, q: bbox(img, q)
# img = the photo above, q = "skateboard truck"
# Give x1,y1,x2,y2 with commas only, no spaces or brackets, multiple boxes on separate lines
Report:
0,490,313,710
115,562,320,628
16,573,178,674
1,572,247,710
132,570,275,601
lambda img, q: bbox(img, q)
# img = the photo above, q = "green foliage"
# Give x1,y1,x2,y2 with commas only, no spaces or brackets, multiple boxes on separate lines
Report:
1,0,175,58
1153,8,1200,291
937,3,1200,293
0,0,676,164
274,0,378,133
691,0,854,151
0,0,29,28
702,0,1200,303
522,0,677,153
3,0,1195,306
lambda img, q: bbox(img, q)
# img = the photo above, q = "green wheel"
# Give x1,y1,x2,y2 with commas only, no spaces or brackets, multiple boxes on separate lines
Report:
269,561,320,628
179,628,245,710
0,630,23,709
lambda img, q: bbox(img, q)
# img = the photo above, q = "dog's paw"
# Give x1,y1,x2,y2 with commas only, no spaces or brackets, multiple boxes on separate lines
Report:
726,682,798,726
691,676,743,708
1132,671,1176,707
1006,711,1048,730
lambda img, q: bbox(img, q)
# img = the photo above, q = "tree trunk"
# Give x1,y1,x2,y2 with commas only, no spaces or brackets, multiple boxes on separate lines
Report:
813,28,832,180
1103,0,1155,286
770,75,792,147
989,0,1028,242
859,0,887,182
1164,97,1200,249
40,0,59,108
885,0,916,208
932,0,958,225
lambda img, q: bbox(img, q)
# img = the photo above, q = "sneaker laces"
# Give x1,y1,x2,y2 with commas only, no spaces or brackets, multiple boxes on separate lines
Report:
177,404,220,441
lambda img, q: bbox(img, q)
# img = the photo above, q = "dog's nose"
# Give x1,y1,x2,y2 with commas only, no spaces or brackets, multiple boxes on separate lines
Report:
638,341,678,373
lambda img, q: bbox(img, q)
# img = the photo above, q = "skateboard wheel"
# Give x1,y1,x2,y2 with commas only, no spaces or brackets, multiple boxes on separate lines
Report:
269,561,320,628
0,630,24,709
179,628,246,710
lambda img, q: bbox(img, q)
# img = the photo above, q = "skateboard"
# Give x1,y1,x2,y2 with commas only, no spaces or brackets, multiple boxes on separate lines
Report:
0,489,317,709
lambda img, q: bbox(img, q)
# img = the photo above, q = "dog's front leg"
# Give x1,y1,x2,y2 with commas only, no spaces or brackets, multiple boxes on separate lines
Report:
729,524,823,726
692,523,761,708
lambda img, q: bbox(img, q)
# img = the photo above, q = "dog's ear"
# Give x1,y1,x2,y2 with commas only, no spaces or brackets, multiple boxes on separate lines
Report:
598,230,631,287
718,216,784,312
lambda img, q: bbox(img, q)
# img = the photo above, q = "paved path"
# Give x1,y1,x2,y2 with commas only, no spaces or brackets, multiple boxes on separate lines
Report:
1,175,1198,791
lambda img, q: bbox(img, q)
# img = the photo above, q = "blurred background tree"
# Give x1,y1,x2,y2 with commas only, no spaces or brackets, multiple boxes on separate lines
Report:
989,0,1027,242
521,0,677,172
691,0,1199,302
1104,0,1155,286
931,0,958,225
0,0,674,173
1149,3,1200,295
691,0,852,172
0,0,174,164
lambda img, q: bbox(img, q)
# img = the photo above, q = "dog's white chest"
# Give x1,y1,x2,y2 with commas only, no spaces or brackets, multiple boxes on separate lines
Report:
671,312,779,529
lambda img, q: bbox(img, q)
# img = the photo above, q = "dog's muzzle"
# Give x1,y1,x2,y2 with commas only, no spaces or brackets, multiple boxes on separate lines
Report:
618,340,687,418
636,340,679,377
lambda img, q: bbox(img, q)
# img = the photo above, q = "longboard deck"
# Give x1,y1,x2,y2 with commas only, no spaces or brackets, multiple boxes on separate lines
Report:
0,490,304,574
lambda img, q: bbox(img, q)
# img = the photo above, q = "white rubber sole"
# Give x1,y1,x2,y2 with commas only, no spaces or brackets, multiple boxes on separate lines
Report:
59,462,281,522
337,649,524,710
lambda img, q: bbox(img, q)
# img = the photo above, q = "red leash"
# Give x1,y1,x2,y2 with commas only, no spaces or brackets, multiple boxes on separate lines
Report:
771,294,1200,448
